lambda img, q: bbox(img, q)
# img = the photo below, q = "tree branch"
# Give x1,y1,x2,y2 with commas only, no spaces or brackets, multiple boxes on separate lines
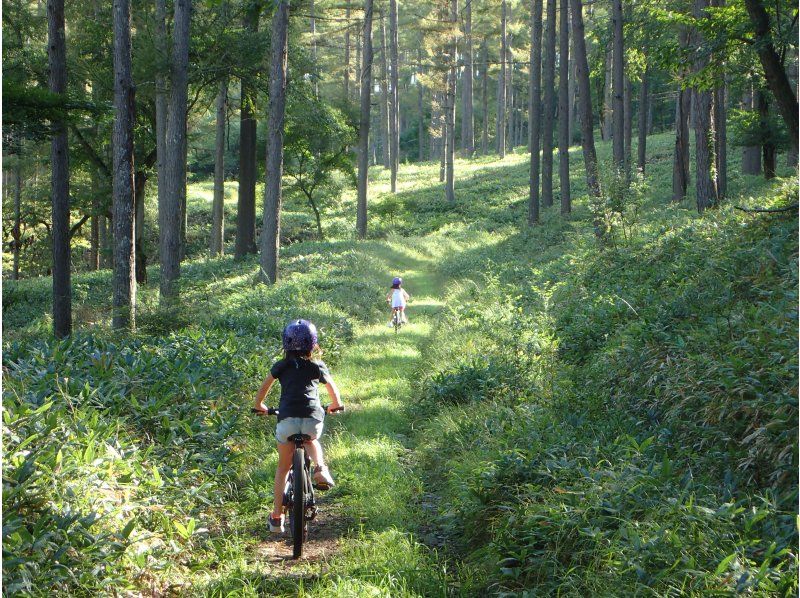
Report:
734,203,799,213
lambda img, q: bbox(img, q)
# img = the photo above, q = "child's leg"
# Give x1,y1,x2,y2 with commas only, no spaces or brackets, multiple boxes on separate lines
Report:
401,307,408,323
272,442,294,518
304,439,327,468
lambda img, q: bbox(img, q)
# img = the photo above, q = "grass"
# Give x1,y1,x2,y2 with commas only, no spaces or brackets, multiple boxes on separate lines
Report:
3,131,797,595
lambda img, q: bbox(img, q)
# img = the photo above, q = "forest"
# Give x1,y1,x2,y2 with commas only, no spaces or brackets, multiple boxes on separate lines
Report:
2,0,798,594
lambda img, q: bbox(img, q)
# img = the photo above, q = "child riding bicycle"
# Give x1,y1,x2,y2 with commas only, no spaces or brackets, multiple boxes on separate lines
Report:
253,319,344,533
386,276,410,326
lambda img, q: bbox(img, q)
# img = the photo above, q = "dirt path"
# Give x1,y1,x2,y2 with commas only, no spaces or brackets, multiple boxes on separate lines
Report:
245,238,446,577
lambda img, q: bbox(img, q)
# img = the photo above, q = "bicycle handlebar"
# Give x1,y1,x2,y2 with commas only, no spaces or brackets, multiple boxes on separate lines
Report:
251,405,345,416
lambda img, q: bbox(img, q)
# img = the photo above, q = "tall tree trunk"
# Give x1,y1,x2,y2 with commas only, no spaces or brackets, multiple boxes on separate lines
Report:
99,214,109,268
741,83,762,174
48,0,71,337
758,88,776,178
112,0,136,329
637,66,649,173
461,0,474,156
211,79,226,257
13,164,21,279
418,46,425,161
356,26,362,103
261,0,290,282
506,25,514,152
541,0,556,207
445,0,457,202
344,2,351,100
310,0,318,97
558,0,571,215
624,76,632,175
743,0,799,160
356,0,374,238
602,47,613,140
672,27,691,202
611,0,624,172
389,0,399,191
568,51,577,143
236,4,260,258
481,41,489,155
570,0,600,199
160,0,189,301
439,84,446,181
713,83,727,198
693,0,718,212
672,87,691,201
497,0,507,157
529,0,543,225
379,11,390,168
155,0,168,269
90,169,99,270
134,171,147,284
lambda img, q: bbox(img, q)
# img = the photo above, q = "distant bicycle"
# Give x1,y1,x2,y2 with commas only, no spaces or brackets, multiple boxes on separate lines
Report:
391,307,404,334
251,405,344,558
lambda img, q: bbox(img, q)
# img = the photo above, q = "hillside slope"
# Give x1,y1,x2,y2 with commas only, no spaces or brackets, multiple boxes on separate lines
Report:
3,133,797,595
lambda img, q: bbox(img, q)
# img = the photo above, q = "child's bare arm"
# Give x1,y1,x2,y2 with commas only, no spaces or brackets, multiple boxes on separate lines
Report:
403,289,410,301
254,374,276,411
324,377,343,411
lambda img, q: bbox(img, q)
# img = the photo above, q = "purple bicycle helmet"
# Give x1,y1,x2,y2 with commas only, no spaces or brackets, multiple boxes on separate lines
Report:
282,319,318,352
392,276,402,287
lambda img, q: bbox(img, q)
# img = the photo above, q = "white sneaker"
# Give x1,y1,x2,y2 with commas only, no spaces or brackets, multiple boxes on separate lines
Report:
313,466,335,490
269,515,284,533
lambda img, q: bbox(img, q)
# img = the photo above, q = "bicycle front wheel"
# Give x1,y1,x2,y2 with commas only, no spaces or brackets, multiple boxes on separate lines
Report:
291,447,305,558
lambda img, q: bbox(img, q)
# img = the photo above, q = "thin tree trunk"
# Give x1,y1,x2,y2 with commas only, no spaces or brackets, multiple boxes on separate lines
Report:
462,0,474,156
445,0,457,202
99,214,109,268
356,26,362,104
672,27,691,202
310,0,318,97
624,76,632,176
570,0,600,199
439,85,446,181
379,11,390,168
506,25,514,152
497,0,507,157
741,83,762,174
637,66,649,172
211,78,226,257
236,4,260,258
611,0,624,172
743,0,799,160
90,171,99,270
344,3,351,100
260,0,290,282
542,0,557,207
673,87,691,200
48,0,71,337
13,164,21,279
112,0,136,329
568,50,577,143
602,47,613,140
558,0,571,215
693,0,718,212
418,46,425,161
713,83,727,198
389,0,399,191
356,0,374,238
160,0,189,301
529,0,543,225
134,171,147,284
481,41,489,155
758,88,776,178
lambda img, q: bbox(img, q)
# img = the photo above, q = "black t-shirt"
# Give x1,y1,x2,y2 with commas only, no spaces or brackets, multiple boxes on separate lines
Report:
270,358,329,421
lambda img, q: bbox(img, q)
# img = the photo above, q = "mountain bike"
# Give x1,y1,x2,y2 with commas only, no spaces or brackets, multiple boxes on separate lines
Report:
251,405,344,558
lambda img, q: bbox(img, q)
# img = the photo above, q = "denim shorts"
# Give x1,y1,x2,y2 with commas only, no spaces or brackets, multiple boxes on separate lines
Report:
275,417,324,444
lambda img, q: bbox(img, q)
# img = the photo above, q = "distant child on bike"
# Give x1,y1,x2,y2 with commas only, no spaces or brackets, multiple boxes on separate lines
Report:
386,276,410,326
253,319,344,533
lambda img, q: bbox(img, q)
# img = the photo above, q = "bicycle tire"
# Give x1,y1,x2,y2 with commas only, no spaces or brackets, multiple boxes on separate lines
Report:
291,447,305,558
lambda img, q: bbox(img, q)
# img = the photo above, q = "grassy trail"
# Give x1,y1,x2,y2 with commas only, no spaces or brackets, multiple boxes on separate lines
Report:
203,238,452,596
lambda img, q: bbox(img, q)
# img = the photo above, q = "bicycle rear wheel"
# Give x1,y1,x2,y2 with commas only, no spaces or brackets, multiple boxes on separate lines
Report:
291,447,305,558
